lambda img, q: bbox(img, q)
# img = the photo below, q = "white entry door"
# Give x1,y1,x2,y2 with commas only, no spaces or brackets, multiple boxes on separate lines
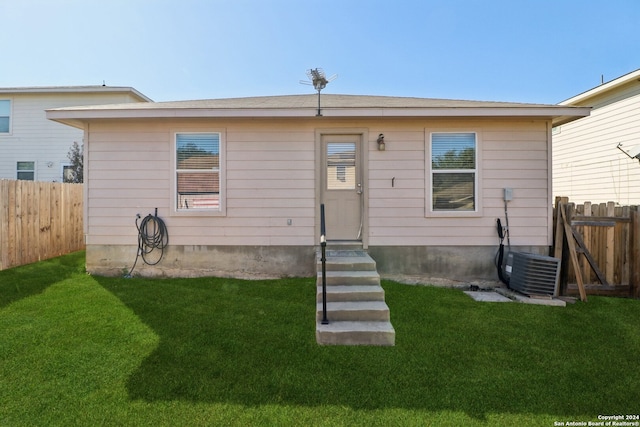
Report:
321,135,362,241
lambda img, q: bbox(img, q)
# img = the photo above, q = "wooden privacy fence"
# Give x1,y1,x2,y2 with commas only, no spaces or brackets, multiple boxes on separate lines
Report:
0,180,84,271
553,197,639,299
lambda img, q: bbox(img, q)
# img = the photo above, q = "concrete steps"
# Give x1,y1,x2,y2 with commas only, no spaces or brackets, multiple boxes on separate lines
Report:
316,321,396,346
316,285,385,302
315,247,395,346
321,270,381,286
316,301,391,322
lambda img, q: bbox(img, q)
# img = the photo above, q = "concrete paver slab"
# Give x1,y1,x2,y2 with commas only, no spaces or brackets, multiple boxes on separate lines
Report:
464,291,513,302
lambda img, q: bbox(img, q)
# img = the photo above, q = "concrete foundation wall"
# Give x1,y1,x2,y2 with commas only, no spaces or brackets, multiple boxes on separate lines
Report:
87,243,549,282
86,245,317,279
368,245,550,282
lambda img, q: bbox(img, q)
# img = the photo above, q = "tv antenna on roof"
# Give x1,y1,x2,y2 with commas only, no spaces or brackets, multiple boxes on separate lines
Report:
300,68,337,116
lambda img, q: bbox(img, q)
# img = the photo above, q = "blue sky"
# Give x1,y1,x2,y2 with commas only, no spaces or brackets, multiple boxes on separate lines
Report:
2,0,639,104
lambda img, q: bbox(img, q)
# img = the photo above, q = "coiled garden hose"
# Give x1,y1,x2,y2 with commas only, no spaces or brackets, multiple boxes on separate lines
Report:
125,209,169,277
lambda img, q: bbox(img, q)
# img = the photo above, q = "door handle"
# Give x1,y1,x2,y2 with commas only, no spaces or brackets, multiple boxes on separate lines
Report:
357,183,363,195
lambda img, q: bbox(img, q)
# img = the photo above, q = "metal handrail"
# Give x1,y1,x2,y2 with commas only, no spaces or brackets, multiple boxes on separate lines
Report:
320,204,329,324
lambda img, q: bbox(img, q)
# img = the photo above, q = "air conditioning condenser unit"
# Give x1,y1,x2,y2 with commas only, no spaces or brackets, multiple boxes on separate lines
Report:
509,252,561,297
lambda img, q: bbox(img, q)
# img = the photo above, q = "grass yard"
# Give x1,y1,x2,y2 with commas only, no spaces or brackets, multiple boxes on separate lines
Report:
1,251,639,426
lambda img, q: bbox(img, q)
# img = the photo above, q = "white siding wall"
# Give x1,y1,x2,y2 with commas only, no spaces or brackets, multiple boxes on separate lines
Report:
0,92,145,182
86,118,551,248
553,90,640,205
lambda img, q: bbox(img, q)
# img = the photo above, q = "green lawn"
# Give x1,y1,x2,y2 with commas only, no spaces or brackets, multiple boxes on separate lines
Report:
1,251,639,426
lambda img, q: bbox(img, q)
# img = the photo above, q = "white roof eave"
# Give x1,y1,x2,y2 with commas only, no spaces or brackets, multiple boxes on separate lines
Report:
1,86,152,102
47,106,590,123
559,68,640,106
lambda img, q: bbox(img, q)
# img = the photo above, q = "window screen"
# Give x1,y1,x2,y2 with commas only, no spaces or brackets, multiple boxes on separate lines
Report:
431,133,476,211
176,133,220,210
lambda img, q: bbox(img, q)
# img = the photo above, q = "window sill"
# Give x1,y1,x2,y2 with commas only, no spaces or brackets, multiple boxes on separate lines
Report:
425,209,483,218
171,209,226,217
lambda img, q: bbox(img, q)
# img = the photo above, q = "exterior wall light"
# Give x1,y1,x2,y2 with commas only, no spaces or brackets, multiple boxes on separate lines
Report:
377,134,385,151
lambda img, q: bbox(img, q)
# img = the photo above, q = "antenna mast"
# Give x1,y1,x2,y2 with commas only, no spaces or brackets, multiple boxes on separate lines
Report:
300,68,337,116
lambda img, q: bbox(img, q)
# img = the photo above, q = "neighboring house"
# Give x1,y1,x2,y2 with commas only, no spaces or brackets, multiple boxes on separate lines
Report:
0,86,151,182
553,68,640,205
47,94,588,280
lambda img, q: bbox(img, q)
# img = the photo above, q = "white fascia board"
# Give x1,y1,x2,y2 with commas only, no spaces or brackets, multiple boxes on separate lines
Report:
47,106,590,124
322,107,590,118
0,86,153,102
46,108,318,120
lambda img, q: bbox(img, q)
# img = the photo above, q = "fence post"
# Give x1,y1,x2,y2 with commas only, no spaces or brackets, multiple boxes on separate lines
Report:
554,197,570,296
605,201,615,284
582,201,592,282
0,180,7,270
631,207,640,298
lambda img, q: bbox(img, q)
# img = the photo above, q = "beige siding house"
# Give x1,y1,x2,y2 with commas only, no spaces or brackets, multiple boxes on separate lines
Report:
47,95,588,280
553,68,640,205
0,86,150,182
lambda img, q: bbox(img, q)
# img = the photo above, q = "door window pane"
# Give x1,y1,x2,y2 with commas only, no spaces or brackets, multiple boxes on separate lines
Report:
327,142,355,190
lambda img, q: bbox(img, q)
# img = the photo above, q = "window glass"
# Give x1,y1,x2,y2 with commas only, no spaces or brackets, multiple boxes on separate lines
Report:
326,142,355,190
431,133,476,211
63,164,74,182
176,133,220,210
0,100,10,133
17,161,35,181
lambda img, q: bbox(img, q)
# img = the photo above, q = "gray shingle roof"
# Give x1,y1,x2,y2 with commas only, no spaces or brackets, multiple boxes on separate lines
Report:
52,93,552,110
46,93,590,126
0,85,152,102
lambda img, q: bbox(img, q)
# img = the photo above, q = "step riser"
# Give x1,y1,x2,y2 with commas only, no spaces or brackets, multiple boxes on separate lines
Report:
317,262,377,272
316,275,380,287
325,244,364,251
316,331,395,346
317,289,385,302
317,250,377,272
316,309,390,322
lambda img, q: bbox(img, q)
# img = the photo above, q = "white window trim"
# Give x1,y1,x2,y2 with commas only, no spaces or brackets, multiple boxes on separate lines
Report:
425,129,482,217
170,130,226,217
0,98,12,135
